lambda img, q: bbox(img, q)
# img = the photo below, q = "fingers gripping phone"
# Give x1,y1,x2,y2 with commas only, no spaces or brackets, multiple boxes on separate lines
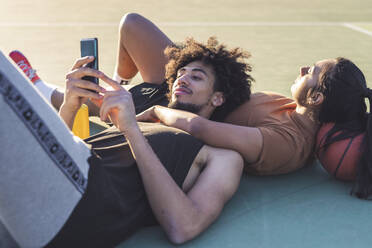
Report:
80,38,99,85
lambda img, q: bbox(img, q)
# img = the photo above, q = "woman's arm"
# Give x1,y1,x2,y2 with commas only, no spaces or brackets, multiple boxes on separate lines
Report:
137,105,263,163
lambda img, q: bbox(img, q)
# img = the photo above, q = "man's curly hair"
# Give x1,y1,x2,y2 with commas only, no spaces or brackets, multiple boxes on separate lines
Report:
164,37,254,121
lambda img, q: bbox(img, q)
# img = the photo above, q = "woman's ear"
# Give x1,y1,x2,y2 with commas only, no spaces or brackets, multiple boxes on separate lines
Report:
308,92,324,107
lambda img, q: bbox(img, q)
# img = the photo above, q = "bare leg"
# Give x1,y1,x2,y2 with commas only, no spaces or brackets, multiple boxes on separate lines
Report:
115,13,174,84
52,13,174,114
51,88,64,111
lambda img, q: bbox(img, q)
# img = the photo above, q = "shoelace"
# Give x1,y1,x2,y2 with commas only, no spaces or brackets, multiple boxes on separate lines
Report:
17,60,37,80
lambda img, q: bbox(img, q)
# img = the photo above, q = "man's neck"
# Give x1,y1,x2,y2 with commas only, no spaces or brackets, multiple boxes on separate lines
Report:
197,108,213,119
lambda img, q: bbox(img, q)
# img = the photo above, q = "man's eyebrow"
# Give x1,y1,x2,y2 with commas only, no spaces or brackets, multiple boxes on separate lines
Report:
178,66,208,77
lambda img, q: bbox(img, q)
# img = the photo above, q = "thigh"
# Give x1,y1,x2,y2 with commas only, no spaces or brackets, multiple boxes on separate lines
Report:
120,13,174,84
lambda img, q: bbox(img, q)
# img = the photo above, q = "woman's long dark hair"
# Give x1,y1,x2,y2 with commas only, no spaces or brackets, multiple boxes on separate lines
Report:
316,57,372,199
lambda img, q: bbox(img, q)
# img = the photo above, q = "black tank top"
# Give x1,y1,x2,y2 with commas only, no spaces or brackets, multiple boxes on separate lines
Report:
46,122,203,248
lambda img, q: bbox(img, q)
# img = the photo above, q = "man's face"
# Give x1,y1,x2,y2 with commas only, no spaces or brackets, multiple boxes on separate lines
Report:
169,61,217,115
291,59,335,106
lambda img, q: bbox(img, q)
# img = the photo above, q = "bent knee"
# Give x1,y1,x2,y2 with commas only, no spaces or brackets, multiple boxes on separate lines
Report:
119,13,145,33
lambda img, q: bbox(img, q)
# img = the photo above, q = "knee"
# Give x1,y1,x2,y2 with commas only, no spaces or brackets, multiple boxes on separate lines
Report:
119,13,145,34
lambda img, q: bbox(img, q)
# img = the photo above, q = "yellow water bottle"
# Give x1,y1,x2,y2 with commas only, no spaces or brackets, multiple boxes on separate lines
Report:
72,104,90,139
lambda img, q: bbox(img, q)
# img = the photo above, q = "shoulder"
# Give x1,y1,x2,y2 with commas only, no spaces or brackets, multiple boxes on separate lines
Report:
244,92,293,108
194,145,244,171
225,92,295,125
226,91,292,114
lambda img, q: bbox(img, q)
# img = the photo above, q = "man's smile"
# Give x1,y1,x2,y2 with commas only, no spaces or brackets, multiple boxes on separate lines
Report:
174,86,192,96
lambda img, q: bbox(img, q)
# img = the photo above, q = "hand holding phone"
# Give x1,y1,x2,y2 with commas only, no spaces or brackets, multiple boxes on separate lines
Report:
80,38,99,85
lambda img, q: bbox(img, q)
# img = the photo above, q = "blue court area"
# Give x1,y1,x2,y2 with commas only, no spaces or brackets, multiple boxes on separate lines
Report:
120,164,371,248
122,163,371,248
87,120,372,248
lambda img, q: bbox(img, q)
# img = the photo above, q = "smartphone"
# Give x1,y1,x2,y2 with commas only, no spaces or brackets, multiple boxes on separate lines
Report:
80,38,99,85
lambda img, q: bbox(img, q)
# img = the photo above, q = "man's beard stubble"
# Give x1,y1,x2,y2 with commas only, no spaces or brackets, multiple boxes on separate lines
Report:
168,101,204,114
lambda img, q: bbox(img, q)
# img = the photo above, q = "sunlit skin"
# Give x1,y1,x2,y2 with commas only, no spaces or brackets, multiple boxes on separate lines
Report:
66,60,223,121
291,59,336,116
58,55,244,245
170,61,224,118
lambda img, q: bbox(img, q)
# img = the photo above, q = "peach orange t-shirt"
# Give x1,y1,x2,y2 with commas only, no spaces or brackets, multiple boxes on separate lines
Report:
224,92,319,175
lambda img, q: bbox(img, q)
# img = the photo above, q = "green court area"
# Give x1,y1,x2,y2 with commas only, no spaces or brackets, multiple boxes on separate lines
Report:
122,164,372,248
2,0,372,247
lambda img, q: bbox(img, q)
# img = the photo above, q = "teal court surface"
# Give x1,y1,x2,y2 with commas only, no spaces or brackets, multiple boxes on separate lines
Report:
2,0,372,247
122,163,372,248
88,119,372,248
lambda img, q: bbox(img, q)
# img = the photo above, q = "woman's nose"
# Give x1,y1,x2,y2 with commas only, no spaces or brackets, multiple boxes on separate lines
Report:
300,66,310,77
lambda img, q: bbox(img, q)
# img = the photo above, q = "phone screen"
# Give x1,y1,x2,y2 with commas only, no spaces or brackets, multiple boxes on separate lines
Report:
80,38,99,84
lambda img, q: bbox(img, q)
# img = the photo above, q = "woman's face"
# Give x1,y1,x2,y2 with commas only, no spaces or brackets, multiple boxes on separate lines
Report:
291,59,336,106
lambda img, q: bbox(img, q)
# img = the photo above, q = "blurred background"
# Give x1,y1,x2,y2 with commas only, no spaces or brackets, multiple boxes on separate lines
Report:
1,0,372,95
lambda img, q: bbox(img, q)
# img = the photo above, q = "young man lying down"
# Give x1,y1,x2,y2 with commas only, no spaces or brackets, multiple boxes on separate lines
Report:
0,29,252,247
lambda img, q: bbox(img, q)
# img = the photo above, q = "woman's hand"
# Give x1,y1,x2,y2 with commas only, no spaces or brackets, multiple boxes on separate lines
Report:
136,106,161,123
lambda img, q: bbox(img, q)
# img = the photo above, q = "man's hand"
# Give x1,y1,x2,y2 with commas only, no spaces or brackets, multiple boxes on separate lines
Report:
99,77,138,134
59,56,107,129
63,56,107,113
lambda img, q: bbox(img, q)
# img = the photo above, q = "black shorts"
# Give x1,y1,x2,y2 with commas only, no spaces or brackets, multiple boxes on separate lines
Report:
129,81,169,114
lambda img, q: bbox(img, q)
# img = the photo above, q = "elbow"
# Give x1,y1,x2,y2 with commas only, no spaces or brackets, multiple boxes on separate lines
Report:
168,232,189,245
166,224,200,245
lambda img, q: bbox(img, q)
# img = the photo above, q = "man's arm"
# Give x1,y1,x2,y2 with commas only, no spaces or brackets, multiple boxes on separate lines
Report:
99,81,243,244
137,105,263,163
126,130,243,244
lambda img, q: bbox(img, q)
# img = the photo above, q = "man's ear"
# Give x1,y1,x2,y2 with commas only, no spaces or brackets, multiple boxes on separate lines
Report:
211,92,225,107
308,92,324,107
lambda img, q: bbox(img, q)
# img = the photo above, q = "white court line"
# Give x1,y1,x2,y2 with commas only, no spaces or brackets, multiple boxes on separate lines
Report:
160,22,343,27
1,21,372,38
0,21,372,27
0,22,117,27
343,23,372,37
